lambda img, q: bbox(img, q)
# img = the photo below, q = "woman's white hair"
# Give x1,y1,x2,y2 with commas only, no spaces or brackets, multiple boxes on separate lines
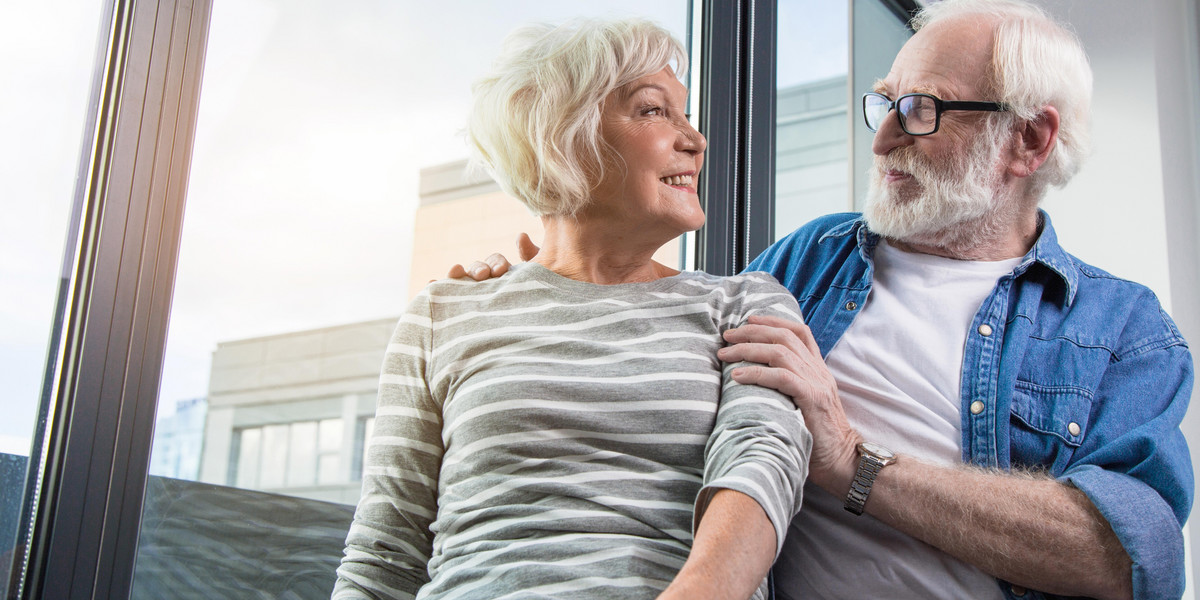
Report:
913,0,1093,196
467,18,687,216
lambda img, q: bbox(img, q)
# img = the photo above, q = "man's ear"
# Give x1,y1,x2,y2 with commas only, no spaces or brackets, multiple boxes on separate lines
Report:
1008,105,1060,178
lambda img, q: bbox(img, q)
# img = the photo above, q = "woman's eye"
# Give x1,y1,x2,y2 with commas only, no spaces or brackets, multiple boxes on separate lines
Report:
642,106,662,116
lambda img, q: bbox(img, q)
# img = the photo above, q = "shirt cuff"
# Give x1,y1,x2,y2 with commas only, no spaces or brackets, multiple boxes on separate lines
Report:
1062,464,1185,600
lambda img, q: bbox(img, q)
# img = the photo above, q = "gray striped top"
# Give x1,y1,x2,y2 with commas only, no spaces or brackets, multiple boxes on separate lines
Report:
333,263,811,600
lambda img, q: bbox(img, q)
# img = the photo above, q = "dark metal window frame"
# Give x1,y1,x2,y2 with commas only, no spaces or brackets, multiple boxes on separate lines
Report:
881,0,922,24
695,0,777,276
10,0,212,598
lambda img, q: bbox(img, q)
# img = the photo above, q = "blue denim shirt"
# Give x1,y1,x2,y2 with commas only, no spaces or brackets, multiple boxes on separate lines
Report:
750,211,1193,600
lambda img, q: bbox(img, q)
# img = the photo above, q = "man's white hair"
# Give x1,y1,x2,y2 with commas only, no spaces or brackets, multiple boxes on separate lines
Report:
913,0,1093,196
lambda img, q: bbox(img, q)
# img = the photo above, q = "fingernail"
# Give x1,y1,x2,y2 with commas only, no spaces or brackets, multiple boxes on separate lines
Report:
732,368,744,377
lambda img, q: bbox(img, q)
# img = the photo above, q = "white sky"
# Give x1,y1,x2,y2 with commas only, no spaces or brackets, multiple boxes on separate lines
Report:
0,0,847,455
0,1,106,455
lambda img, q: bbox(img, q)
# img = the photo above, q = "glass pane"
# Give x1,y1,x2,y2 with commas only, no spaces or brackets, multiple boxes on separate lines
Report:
849,0,912,209
318,418,342,454
317,455,341,487
132,2,692,598
0,1,106,594
234,428,261,488
774,0,851,240
286,421,317,488
259,424,289,490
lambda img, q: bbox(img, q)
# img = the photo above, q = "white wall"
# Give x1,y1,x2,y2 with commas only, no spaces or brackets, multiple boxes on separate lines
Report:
1033,1,1200,596
1038,1,1171,296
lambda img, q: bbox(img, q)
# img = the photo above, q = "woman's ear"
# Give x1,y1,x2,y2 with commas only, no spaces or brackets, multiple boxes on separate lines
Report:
1008,105,1060,178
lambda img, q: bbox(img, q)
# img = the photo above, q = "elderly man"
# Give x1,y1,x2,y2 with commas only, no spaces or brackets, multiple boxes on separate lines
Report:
718,1,1192,599
457,1,1192,598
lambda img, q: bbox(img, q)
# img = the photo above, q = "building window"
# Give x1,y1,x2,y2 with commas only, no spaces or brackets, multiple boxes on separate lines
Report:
230,418,344,490
352,416,376,481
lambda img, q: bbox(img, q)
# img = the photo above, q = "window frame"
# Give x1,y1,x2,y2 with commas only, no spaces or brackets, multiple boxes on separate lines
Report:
694,0,777,276
12,0,212,598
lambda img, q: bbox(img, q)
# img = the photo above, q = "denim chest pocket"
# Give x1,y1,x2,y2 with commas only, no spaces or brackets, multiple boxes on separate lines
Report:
1009,382,1093,470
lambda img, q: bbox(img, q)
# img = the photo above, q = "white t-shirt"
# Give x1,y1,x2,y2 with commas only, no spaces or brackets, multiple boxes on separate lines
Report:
775,239,1021,600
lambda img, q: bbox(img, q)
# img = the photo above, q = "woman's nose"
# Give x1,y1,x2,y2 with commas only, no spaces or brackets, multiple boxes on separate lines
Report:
678,119,706,154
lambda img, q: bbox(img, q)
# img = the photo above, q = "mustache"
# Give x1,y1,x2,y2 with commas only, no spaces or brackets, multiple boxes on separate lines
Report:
874,146,952,179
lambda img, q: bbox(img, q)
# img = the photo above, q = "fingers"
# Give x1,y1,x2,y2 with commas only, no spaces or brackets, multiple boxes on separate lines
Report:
743,314,821,357
458,261,492,281
484,253,510,278
727,364,804,402
447,234,537,282
722,324,811,361
517,233,540,262
448,254,512,281
717,341,795,368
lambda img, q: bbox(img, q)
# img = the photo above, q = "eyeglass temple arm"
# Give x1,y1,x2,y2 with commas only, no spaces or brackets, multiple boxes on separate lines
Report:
940,99,1008,112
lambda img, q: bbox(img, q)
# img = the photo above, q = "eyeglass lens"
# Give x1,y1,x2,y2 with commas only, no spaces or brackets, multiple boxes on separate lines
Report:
864,94,938,135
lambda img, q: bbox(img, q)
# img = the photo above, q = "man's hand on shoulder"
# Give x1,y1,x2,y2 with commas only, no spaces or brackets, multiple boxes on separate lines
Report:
446,233,540,281
448,253,512,281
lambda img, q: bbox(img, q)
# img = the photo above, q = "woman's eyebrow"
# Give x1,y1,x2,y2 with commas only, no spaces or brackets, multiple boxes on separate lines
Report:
618,82,667,102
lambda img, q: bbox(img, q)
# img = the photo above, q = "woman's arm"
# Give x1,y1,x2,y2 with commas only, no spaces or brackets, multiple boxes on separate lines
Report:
663,274,813,599
657,489,777,600
333,293,443,600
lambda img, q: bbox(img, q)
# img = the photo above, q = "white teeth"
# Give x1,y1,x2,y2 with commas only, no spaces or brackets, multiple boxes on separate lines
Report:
661,175,693,186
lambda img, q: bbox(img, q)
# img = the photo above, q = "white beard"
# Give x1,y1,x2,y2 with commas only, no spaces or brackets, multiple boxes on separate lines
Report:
863,127,1015,250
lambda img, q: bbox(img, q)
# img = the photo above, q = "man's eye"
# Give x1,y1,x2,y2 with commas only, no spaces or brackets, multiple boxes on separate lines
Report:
642,106,662,116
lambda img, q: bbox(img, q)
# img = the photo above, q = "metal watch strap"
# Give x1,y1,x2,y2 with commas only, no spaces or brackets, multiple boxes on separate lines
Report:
844,454,886,515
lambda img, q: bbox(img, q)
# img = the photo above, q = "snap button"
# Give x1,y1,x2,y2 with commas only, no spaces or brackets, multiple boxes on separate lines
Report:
978,324,993,336
845,301,858,311
1068,422,1081,436
970,401,985,415
1011,585,1027,597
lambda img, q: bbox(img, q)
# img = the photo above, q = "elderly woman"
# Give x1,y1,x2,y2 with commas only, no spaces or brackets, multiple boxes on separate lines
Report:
333,19,810,600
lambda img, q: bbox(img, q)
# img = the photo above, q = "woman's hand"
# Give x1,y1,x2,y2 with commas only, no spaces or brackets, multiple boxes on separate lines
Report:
446,233,540,280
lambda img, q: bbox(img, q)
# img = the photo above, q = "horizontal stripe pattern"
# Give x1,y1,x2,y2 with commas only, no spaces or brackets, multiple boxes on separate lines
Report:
335,264,811,599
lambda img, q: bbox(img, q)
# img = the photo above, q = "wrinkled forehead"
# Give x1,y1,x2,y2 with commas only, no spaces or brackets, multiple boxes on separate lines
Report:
877,15,995,100
613,67,686,102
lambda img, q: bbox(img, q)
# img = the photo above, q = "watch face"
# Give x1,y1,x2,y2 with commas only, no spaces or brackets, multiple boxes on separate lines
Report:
860,441,895,460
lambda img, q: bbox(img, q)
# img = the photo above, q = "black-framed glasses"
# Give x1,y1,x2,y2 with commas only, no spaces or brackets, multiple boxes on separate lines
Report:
862,92,1008,136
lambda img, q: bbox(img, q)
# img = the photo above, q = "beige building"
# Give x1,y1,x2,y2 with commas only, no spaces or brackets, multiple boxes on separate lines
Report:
197,317,395,505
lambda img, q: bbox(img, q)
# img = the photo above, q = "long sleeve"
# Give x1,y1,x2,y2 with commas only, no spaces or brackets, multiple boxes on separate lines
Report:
334,292,443,600
695,274,813,558
1059,340,1193,600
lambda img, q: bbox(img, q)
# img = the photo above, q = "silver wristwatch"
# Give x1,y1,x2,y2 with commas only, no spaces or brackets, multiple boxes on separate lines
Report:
844,441,897,516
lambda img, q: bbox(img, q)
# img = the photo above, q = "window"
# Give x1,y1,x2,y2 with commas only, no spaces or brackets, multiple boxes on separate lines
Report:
127,1,694,597
0,1,107,596
351,416,375,481
227,418,344,491
774,0,851,239
771,0,911,243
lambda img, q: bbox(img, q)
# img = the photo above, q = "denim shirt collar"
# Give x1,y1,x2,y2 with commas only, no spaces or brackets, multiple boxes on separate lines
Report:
831,209,1079,306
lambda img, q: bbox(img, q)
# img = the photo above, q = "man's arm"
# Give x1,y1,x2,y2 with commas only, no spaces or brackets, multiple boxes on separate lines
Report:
867,456,1131,599
658,489,776,600
718,315,1134,600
